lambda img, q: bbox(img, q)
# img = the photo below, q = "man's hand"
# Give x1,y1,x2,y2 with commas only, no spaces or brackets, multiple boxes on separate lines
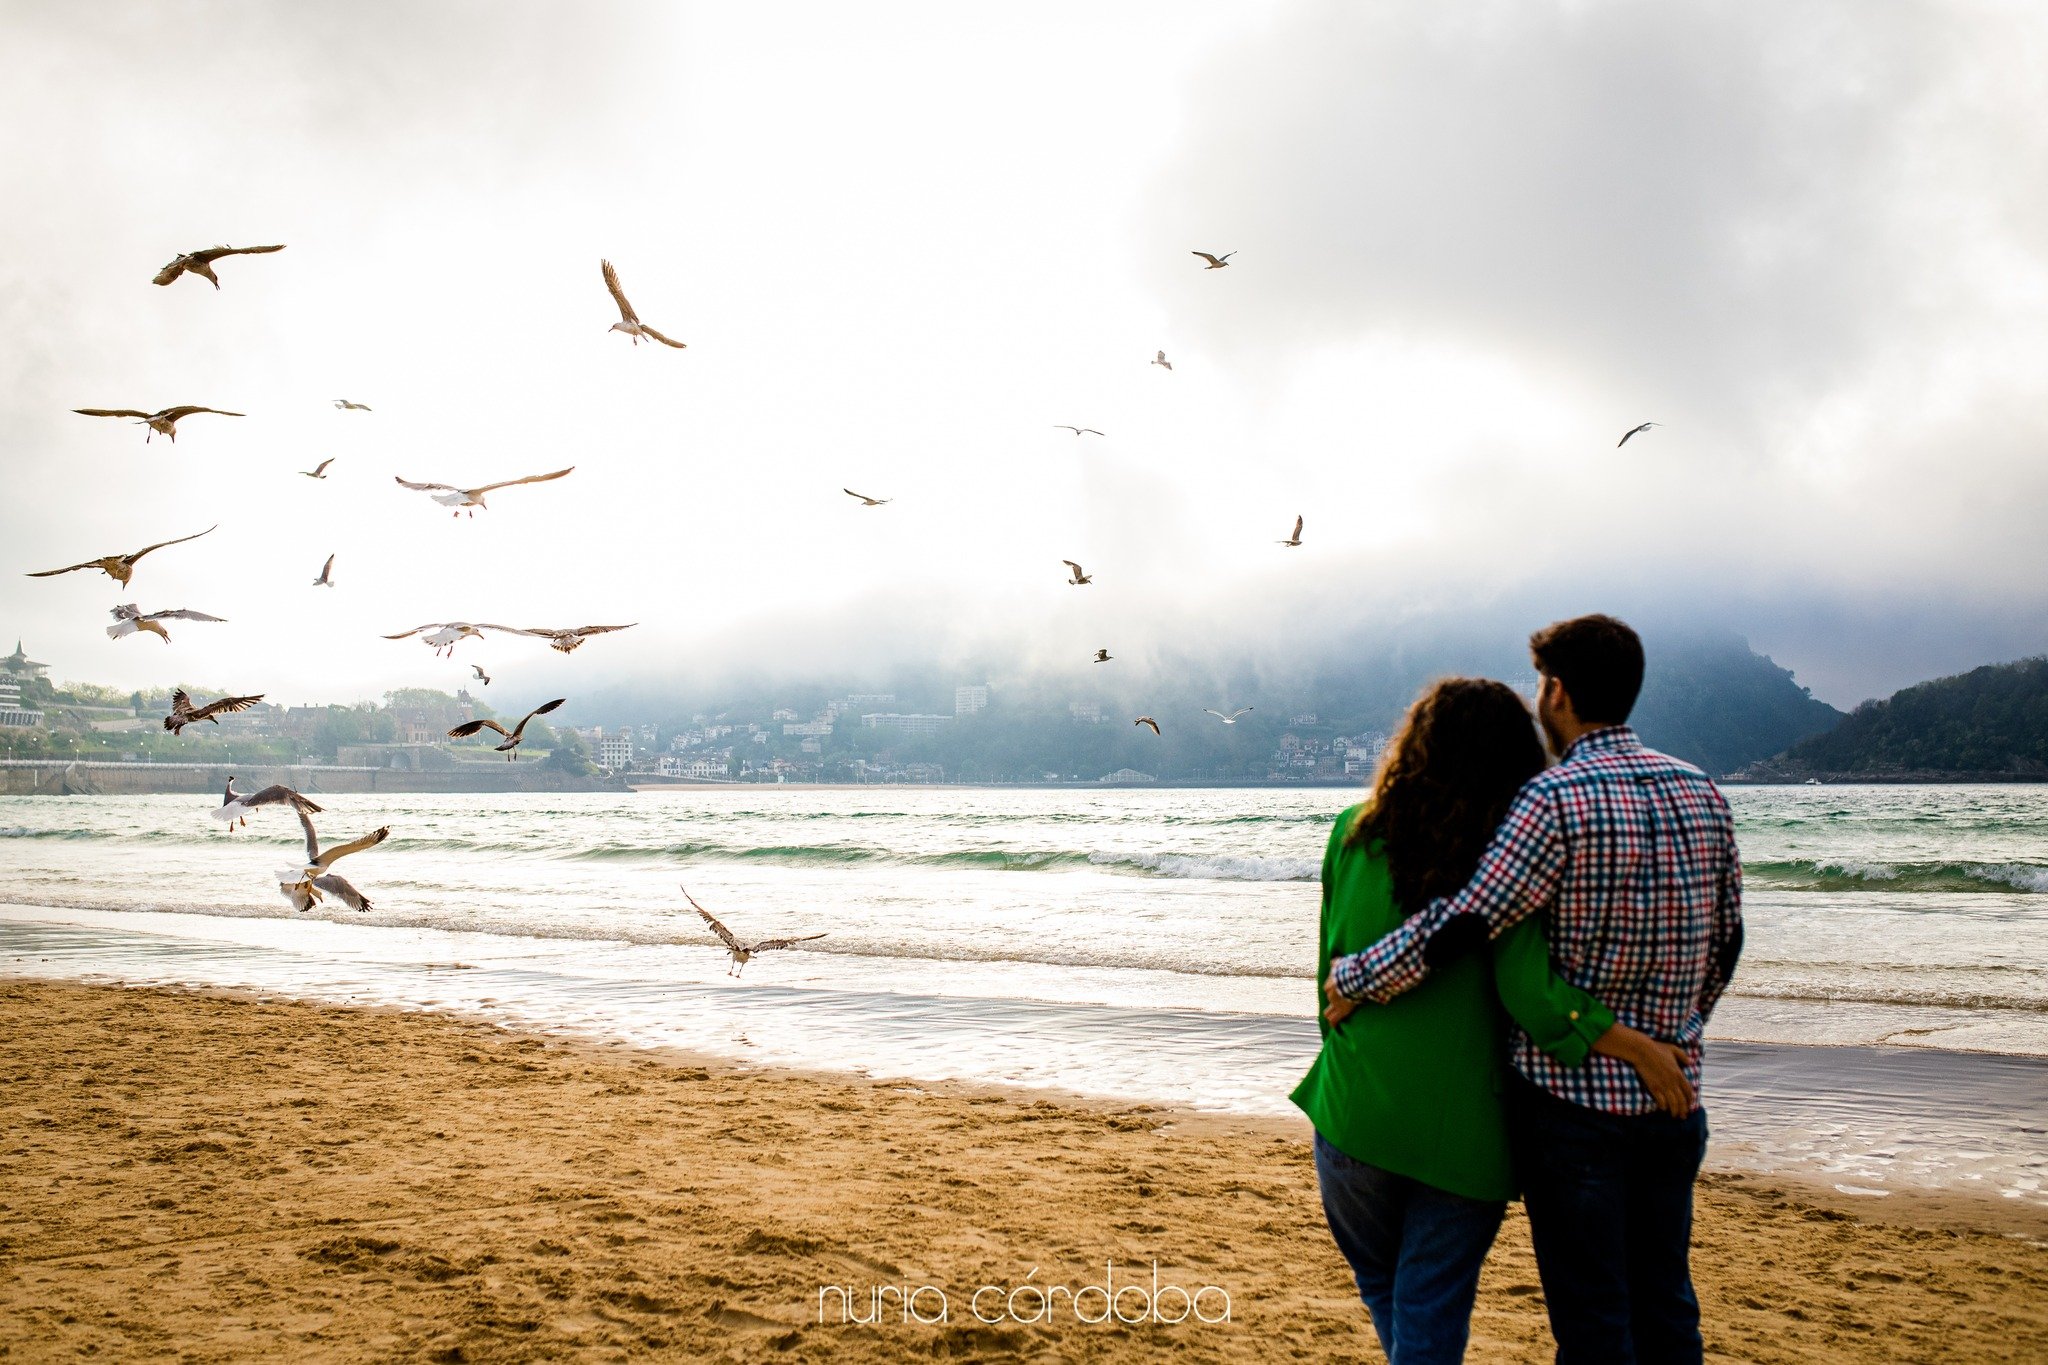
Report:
1591,1023,1697,1117
1323,975,1358,1028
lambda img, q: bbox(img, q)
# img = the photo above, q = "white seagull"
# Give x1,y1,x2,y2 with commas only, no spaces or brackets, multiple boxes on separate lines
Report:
601,259,687,348
1054,425,1105,437
682,886,826,977
301,458,334,480
394,466,574,517
383,622,494,657
278,806,388,913
447,697,564,760
73,405,242,444
1204,707,1255,725
153,243,285,289
1152,350,1172,371
1278,515,1304,547
844,488,892,506
1062,560,1093,586
107,604,227,643
1192,251,1235,269
211,777,320,832
1617,421,1659,447
471,664,491,687
312,554,335,587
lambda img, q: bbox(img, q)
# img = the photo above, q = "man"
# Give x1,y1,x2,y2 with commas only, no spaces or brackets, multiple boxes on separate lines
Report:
1324,614,1743,1363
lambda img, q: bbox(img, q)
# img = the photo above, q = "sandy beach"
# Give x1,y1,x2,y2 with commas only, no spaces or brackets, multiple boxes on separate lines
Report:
0,981,2041,1363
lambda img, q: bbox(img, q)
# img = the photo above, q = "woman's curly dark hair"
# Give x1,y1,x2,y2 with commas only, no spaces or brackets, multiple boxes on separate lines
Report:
1345,677,1548,915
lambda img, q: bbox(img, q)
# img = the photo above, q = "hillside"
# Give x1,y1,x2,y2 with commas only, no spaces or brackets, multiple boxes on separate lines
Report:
1760,656,2048,778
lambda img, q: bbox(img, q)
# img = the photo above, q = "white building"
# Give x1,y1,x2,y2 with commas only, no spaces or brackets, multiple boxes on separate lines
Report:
954,685,989,716
784,719,833,737
861,713,952,737
1344,732,1391,776
596,734,632,769
0,680,43,729
1099,768,1156,784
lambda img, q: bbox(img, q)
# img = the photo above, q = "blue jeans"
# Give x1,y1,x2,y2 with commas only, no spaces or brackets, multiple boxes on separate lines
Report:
1313,1130,1506,1364
1507,1074,1709,1364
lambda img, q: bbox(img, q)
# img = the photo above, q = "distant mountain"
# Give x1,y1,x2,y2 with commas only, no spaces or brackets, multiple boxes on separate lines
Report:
1754,656,2048,779
1631,634,1844,777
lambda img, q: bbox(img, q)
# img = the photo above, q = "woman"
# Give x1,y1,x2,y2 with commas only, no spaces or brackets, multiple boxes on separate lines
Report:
1291,678,1688,1363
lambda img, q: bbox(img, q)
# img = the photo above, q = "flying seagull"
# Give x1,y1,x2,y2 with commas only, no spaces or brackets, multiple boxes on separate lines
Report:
164,688,263,736
1152,350,1172,371
301,458,334,480
1054,426,1105,437
1135,716,1161,736
495,623,638,655
211,777,320,832
1062,560,1093,586
383,622,493,657
107,604,227,643
1192,251,1235,269
278,806,388,913
1204,706,1255,724
601,259,687,348
73,405,242,444
1617,421,1659,447
843,488,892,506
394,466,574,517
333,399,372,411
1278,515,1304,547
448,697,564,760
1092,648,1113,663
313,554,335,588
153,243,285,289
471,664,491,686
25,525,216,588
681,885,826,977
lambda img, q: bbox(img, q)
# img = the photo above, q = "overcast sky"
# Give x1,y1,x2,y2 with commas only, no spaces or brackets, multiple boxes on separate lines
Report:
2,0,2043,711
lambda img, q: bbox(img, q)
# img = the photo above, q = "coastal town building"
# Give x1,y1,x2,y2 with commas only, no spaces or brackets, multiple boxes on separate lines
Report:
860,713,952,737
1099,768,1156,783
1,640,49,681
1067,701,1102,724
0,680,44,729
954,685,989,716
596,734,632,769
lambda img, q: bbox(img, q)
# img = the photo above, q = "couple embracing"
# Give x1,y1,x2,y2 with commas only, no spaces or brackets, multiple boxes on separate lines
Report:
1293,614,1744,1364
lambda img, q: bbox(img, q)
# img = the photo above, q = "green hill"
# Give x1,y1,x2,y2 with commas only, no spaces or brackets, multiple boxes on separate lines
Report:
1765,657,2048,778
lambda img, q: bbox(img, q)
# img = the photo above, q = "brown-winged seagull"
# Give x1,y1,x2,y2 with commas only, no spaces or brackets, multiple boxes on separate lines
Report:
682,886,826,977
1192,251,1235,269
278,806,388,912
1617,421,1659,447
394,466,574,517
333,399,372,411
25,525,216,588
497,623,638,655
471,664,491,686
602,260,687,348
1278,515,1303,547
153,243,285,288
166,688,264,736
107,604,227,643
312,554,335,587
211,777,321,831
1152,350,1172,371
1135,716,1161,736
73,406,242,444
301,458,334,479
844,488,892,506
1092,648,1113,663
448,697,564,760
1062,560,1093,586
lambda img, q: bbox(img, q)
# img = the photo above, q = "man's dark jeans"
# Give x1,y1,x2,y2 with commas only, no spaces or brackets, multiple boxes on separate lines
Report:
1507,1073,1709,1364
1313,1131,1506,1364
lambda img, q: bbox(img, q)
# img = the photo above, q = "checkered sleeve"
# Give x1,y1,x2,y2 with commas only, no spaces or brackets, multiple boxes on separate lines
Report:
1697,823,1743,1021
1330,785,1567,1003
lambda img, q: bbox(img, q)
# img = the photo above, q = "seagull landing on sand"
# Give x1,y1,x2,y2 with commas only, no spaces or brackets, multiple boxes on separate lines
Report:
211,777,320,832
843,488,892,506
448,697,564,760
153,243,285,289
383,622,492,657
1278,515,1303,547
333,399,372,411
1092,648,1113,664
165,688,263,736
1617,421,1659,447
681,886,826,977
107,604,226,643
471,664,491,686
278,806,387,913
1054,426,1105,438
73,406,242,444
395,467,574,517
313,554,335,588
1152,350,1172,371
25,525,216,589
1204,707,1254,725
1192,251,1235,270
601,260,687,348
1135,716,1161,736
301,458,334,479
1062,560,1093,586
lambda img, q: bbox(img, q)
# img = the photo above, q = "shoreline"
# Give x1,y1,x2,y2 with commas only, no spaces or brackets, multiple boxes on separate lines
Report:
3,981,2045,1363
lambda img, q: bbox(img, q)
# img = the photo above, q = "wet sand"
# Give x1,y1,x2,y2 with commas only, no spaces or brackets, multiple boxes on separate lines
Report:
1,980,2043,1362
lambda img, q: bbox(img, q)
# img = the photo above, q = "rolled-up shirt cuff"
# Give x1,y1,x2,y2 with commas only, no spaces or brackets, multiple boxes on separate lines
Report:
1331,951,1371,1002
1331,944,1428,1004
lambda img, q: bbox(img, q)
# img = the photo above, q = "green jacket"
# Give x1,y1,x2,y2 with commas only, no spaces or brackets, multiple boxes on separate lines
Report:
1290,805,1614,1202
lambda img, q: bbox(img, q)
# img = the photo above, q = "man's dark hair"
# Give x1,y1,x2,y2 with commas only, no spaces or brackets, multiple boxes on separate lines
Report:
1528,614,1644,724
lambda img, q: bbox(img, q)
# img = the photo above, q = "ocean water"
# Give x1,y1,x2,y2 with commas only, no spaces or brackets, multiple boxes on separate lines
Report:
3,785,2045,1210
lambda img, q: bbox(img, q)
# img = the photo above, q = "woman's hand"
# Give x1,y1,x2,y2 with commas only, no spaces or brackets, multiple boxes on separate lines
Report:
1592,1023,1697,1117
1323,976,1358,1027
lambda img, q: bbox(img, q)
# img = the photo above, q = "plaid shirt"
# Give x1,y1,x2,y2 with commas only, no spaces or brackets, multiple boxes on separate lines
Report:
1331,726,1744,1116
